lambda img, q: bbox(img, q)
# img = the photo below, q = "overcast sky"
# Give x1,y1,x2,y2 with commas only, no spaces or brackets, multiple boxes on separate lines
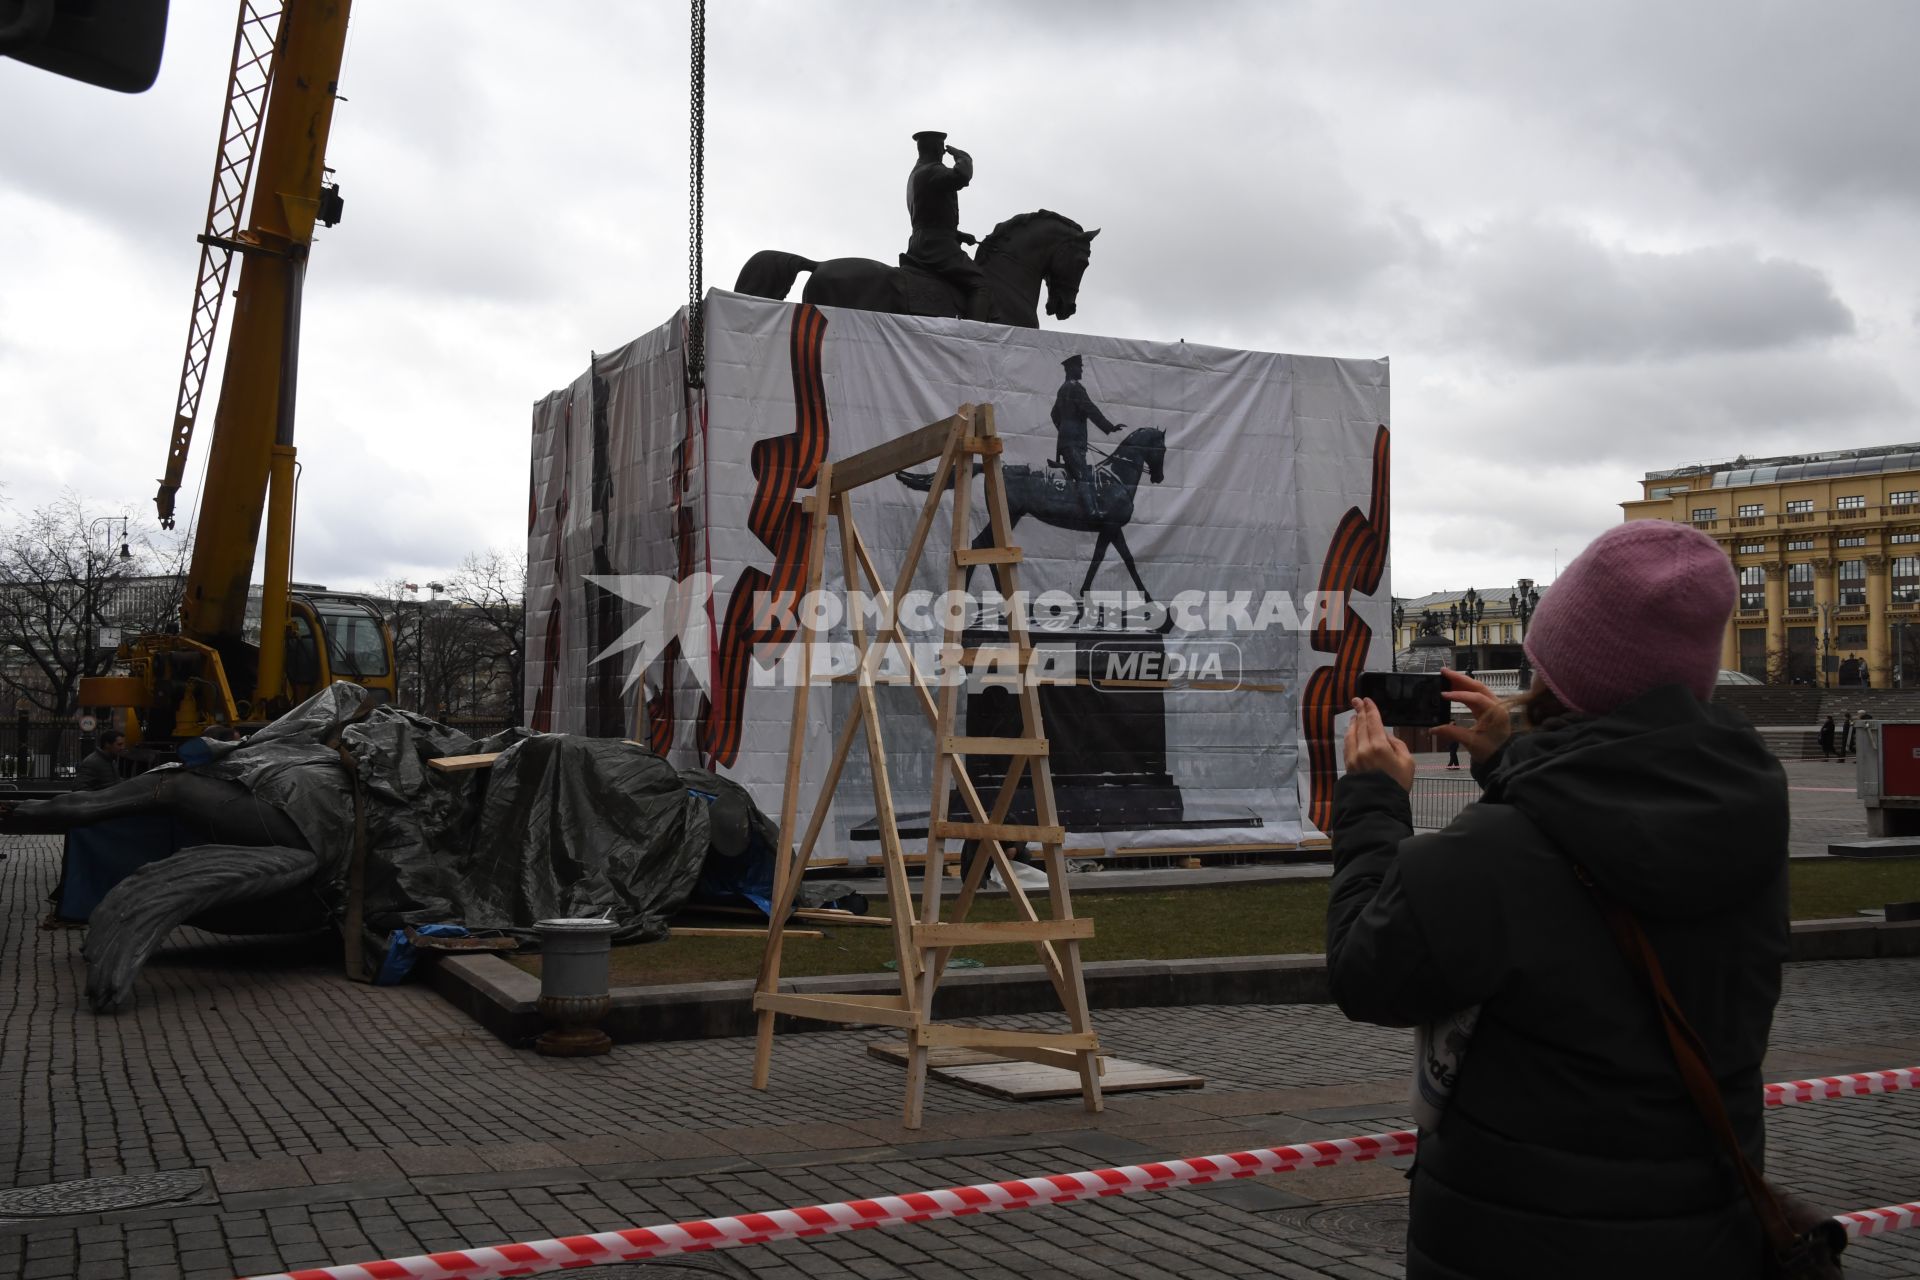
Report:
4,0,1917,599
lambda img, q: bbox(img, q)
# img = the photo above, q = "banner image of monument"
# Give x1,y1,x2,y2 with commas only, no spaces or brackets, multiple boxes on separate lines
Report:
526,290,1389,854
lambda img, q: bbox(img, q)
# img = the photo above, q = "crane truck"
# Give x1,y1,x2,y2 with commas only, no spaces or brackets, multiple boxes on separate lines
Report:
56,0,399,744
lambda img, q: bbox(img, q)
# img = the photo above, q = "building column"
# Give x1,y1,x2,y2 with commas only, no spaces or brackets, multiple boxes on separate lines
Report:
1867,554,1891,688
1763,560,1787,681
1813,559,1836,687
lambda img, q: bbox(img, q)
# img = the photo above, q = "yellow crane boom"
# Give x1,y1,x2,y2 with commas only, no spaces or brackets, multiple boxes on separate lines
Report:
82,0,397,740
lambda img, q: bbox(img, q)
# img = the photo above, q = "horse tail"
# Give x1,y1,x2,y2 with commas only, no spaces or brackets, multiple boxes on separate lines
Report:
733,250,818,300
895,460,989,493
895,468,937,492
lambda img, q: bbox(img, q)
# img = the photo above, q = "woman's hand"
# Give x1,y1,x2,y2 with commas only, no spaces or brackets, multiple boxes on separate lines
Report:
1434,667,1510,765
1344,697,1416,791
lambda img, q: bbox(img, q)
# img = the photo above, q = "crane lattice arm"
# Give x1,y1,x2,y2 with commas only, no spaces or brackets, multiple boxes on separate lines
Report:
154,1,284,529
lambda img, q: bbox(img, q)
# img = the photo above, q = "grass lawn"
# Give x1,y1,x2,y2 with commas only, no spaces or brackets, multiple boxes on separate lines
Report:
510,857,1918,989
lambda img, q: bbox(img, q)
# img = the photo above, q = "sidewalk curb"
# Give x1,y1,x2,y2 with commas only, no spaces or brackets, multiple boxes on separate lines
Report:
427,919,1920,1047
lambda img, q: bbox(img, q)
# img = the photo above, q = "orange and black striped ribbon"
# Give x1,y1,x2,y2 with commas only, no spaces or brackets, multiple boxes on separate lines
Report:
698,304,831,766
1301,425,1390,831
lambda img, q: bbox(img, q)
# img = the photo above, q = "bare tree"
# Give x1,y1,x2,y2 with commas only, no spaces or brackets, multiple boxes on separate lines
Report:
0,496,181,714
373,570,520,721
445,550,526,723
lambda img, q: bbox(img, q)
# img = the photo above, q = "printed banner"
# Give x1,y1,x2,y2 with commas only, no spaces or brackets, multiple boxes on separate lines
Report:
527,291,1389,856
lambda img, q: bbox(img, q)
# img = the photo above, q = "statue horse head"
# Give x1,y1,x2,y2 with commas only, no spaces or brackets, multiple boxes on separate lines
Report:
977,210,1101,325
1108,425,1167,486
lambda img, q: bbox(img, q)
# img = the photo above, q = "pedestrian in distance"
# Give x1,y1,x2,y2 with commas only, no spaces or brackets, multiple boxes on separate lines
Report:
74,728,126,791
1818,714,1836,762
1325,521,1827,1278
1840,712,1853,759
1445,736,1461,770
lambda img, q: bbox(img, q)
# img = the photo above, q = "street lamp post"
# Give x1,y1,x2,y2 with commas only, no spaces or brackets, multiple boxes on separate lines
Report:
1816,600,1837,689
1509,578,1541,689
1451,588,1485,674
80,517,131,734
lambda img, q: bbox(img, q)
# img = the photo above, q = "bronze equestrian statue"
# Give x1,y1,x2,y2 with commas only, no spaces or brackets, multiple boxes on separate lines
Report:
734,131,1099,328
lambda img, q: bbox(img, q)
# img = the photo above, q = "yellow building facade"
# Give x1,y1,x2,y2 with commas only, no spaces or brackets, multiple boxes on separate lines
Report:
1624,443,1920,687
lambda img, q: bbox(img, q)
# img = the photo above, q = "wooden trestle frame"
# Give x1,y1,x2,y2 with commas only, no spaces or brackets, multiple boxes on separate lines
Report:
749,403,1103,1128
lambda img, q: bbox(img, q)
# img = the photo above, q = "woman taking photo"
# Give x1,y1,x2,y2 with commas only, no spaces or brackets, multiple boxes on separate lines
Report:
1327,521,1815,1277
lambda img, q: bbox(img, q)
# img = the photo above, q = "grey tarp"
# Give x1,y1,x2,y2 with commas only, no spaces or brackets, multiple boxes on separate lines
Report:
194,684,717,942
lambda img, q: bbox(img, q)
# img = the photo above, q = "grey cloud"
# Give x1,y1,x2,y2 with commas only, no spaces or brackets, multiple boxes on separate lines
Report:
1419,347,1909,470
1369,1,1920,213
1448,222,1854,365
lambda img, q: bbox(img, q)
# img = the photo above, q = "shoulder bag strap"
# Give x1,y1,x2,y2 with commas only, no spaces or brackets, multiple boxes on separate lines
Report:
1568,862,1799,1254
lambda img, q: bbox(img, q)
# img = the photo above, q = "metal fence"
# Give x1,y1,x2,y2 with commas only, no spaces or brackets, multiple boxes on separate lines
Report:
1409,774,1480,830
1,719,88,782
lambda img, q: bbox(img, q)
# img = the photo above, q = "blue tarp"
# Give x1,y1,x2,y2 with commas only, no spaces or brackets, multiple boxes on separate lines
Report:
57,816,205,922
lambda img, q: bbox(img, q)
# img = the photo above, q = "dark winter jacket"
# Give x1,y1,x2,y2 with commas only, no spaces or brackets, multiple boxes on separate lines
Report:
1327,685,1790,1279
74,749,121,791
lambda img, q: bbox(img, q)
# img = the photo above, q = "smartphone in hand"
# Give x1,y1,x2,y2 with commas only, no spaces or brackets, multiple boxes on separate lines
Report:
1355,671,1451,728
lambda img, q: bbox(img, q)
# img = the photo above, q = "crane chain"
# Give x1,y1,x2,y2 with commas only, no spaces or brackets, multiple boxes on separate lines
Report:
686,0,707,389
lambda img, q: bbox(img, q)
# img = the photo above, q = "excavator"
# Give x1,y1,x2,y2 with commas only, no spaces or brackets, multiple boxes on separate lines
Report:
20,1,400,743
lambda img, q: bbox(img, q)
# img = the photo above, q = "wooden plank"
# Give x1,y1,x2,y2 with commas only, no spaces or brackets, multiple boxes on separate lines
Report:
673,926,823,939
943,735,1050,756
954,546,1022,566
870,1041,1201,1099
836,492,922,1003
694,903,894,928
914,1024,1100,1052
959,436,1003,455
868,1041,1006,1069
755,992,918,1028
427,752,499,773
913,918,1094,947
828,417,961,494
867,1039,1104,1075
932,821,1065,845
942,1059,1202,1101
754,459,835,1091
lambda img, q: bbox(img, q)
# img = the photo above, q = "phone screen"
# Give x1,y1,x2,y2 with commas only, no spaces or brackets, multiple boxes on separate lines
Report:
1355,671,1451,728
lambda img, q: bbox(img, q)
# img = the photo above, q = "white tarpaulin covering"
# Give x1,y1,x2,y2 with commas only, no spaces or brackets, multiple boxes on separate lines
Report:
527,290,1389,858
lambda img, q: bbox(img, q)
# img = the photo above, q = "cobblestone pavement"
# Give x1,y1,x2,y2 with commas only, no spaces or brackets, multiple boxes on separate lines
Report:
4,833,1919,1278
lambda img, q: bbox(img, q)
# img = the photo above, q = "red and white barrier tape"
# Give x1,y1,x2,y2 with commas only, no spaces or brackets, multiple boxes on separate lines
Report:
1840,1201,1920,1239
245,1065,1920,1280
1765,1065,1920,1106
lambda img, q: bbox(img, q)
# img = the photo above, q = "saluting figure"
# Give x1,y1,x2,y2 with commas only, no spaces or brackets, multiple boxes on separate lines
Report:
905,130,989,322
1052,354,1124,519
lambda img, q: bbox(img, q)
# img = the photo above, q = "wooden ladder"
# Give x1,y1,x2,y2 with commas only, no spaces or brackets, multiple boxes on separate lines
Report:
750,402,1103,1128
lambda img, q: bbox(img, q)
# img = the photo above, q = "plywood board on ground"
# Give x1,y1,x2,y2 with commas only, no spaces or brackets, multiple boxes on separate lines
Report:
866,1040,1203,1099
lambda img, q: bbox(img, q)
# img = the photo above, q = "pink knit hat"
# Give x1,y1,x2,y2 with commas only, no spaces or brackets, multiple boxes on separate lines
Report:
1523,521,1735,714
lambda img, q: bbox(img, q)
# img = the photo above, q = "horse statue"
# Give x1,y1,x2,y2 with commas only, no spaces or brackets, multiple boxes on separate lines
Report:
898,426,1167,605
734,210,1099,328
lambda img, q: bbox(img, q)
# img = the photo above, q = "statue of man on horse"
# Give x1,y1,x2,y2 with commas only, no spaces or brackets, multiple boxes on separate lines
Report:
734,131,1099,329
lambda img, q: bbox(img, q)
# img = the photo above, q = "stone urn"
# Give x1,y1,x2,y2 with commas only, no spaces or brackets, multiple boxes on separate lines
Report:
534,917,617,1056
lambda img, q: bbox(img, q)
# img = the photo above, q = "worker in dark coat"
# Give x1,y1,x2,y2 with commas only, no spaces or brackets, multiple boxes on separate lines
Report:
905,130,989,322
1328,521,1789,1279
74,729,127,791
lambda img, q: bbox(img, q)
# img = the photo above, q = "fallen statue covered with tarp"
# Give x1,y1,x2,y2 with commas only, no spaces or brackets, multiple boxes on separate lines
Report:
0,684,799,1011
